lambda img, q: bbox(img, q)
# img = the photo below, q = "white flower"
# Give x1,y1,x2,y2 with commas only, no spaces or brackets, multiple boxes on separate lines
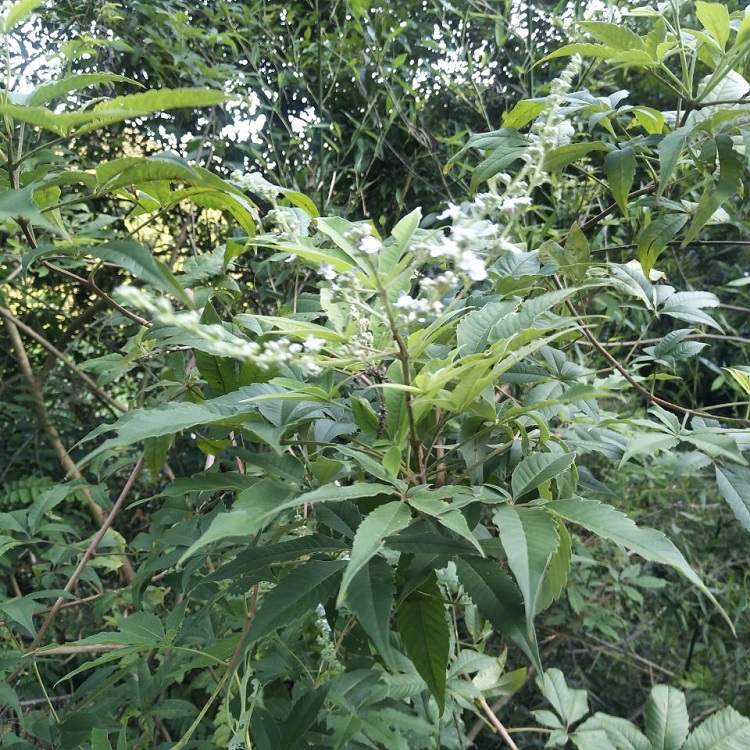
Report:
359,235,382,255
499,195,532,216
437,202,463,221
457,250,488,281
304,335,326,353
319,263,337,280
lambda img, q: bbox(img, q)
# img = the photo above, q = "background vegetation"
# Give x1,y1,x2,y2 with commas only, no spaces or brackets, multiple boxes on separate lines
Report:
2,0,750,748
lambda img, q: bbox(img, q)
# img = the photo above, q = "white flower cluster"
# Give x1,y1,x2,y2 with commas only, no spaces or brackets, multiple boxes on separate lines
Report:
116,286,323,374
345,223,382,255
527,55,581,160
394,293,444,325
265,206,310,238
230,170,280,203
343,303,374,359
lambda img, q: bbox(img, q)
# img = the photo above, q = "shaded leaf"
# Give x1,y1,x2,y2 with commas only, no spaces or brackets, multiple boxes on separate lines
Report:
337,501,411,604
397,578,449,714
456,557,541,670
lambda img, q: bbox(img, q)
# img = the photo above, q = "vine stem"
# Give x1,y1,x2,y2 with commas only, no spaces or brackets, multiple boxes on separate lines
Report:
6,456,144,685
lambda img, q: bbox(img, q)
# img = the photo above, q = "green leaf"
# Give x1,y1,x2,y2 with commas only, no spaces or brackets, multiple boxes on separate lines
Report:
0,187,63,233
682,137,742,245
493,506,559,628
77,88,229,134
279,685,331,750
502,99,547,130
397,577,449,714
658,126,690,196
29,74,138,106
543,142,610,172
538,668,589,727
637,214,688,276
542,43,617,62
177,479,292,563
696,2,730,50
645,685,689,750
548,497,732,630
580,21,646,52
456,557,541,670
511,452,576,500
724,366,750,397
577,713,650,750
248,560,346,643
715,465,750,531
2,0,44,32
91,728,114,750
536,521,572,612
683,706,750,750
208,533,347,586
87,240,191,305
604,147,636,217
345,556,396,662
337,501,411,604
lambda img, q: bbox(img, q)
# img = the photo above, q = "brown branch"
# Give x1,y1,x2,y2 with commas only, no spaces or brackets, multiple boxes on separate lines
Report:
41,260,150,327
39,298,108,384
0,306,127,413
555,278,750,425
6,456,144,685
3,313,105,526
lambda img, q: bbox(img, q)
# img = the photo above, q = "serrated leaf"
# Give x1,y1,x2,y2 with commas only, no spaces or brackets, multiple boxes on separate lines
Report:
456,557,541,670
536,521,572,612
29,74,137,106
207,533,348,585
345,557,395,661
77,88,229,134
0,186,63,233
577,713,650,750
538,668,589,727
179,481,393,564
248,560,346,642
580,21,646,52
511,452,576,500
457,300,519,355
683,705,750,750
605,147,637,217
548,497,732,630
397,578,449,714
715,465,750,531
337,501,411,604
724,366,750,397
645,685,689,750
494,506,559,628
87,240,190,306
278,685,331,750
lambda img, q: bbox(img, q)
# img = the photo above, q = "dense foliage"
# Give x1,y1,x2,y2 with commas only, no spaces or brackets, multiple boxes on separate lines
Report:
2,1,750,748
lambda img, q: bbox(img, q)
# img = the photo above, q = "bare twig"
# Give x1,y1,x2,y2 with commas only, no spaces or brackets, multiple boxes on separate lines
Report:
475,695,521,750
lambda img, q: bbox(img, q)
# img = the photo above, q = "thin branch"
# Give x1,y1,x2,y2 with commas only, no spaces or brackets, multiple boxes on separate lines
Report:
557,280,750,425
475,695,521,750
0,305,127,413
6,456,144,685
3,313,105,526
